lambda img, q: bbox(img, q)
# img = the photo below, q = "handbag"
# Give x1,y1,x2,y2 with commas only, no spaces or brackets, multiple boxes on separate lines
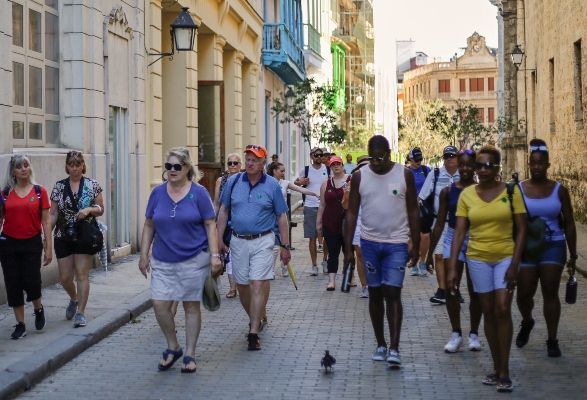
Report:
65,178,104,255
506,181,550,263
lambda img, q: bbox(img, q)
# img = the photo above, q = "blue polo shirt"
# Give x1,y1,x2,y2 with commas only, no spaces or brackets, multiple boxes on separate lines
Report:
220,173,288,235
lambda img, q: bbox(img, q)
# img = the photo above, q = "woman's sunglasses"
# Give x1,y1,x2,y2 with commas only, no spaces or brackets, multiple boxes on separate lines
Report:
475,161,499,170
165,163,184,171
530,145,548,152
227,161,240,166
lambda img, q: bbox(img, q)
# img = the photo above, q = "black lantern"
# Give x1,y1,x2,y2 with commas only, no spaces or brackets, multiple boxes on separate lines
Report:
148,7,198,66
510,45,524,69
285,86,296,106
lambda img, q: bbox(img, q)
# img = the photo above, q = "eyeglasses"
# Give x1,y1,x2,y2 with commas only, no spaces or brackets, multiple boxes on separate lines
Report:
530,145,548,152
165,162,184,171
460,149,475,156
475,161,499,170
170,203,177,218
313,153,324,157
246,145,262,151
367,156,385,163
443,154,457,159
67,151,83,157
227,161,240,166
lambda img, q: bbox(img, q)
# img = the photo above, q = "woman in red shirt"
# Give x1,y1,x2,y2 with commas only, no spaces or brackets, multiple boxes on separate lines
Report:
0,154,53,339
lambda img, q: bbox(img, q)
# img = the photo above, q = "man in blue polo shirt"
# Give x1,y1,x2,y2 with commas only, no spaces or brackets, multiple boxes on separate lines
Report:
217,144,291,351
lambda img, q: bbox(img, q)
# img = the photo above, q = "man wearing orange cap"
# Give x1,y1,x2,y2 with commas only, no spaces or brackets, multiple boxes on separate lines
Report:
217,144,291,351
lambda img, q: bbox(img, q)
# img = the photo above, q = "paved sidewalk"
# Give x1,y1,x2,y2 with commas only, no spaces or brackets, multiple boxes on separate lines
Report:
14,218,587,400
0,255,150,399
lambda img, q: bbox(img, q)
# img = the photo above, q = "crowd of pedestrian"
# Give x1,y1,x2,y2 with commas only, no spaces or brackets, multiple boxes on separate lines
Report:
0,136,578,394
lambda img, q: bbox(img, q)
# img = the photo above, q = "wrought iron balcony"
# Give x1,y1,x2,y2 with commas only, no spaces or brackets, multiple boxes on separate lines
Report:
263,23,306,84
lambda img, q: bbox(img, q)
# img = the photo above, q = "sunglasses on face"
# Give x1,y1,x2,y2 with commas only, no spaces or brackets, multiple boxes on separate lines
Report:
165,162,184,171
313,153,324,157
246,145,262,151
530,145,548,152
227,161,240,166
367,156,386,163
443,154,457,160
475,161,499,170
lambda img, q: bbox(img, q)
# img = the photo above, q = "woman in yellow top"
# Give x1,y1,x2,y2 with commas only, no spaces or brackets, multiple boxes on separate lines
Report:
447,145,526,393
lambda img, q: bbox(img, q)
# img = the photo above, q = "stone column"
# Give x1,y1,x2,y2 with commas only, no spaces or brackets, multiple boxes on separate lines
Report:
0,0,12,157
223,50,244,156
241,62,259,148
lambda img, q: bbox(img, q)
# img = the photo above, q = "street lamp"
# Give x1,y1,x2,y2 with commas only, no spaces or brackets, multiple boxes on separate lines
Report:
285,86,296,106
510,45,524,69
148,7,199,67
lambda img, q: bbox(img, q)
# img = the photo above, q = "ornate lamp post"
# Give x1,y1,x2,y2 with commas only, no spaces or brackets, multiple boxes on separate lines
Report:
148,7,198,66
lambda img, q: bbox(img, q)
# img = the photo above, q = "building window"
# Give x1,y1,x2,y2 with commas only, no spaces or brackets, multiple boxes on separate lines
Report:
488,77,495,92
488,107,495,123
470,78,484,92
459,79,466,93
438,79,450,93
12,1,60,147
477,108,485,122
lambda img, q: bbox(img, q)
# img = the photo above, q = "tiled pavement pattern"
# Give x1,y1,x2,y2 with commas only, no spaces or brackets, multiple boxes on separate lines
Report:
18,213,587,399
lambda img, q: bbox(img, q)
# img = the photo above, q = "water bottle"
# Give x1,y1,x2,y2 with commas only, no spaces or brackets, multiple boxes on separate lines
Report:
565,275,577,304
341,262,354,293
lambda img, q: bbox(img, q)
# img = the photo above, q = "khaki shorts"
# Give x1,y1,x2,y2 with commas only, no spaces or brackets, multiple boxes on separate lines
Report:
229,233,275,284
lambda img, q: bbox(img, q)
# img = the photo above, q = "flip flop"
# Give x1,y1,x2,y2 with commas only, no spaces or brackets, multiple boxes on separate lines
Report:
226,289,237,298
482,373,499,386
350,282,357,287
180,356,197,373
497,377,514,392
326,285,335,291
158,348,183,371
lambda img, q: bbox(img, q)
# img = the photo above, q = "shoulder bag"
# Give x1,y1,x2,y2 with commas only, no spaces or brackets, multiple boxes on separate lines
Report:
65,178,104,255
419,168,440,234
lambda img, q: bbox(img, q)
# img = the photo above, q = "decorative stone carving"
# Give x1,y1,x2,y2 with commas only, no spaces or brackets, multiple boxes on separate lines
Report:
107,5,134,40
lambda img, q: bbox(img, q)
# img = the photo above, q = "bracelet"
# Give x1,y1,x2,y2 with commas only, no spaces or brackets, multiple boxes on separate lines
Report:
94,204,102,212
210,253,222,258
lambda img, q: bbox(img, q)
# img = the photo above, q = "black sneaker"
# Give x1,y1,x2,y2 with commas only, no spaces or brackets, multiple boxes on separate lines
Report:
547,339,561,357
430,289,446,304
515,319,535,348
11,322,27,339
34,306,46,331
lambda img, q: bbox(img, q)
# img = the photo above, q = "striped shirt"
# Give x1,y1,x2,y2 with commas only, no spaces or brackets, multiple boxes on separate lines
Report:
418,166,460,214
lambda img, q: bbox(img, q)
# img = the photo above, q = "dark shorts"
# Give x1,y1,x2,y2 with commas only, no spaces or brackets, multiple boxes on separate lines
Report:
520,240,567,267
54,237,98,259
0,233,43,307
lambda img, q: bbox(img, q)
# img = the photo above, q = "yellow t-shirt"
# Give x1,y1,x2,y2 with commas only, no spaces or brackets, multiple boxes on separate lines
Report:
456,185,526,262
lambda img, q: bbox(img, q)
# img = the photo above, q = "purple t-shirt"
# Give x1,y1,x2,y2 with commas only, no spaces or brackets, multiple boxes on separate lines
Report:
145,182,215,263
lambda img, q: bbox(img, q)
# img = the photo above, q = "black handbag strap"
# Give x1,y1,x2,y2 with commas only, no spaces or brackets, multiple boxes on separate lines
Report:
64,177,85,212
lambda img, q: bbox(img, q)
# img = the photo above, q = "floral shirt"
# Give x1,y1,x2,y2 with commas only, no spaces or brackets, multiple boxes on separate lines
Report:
50,177,103,238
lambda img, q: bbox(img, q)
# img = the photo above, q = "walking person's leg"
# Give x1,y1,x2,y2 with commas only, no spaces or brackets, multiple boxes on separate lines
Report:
323,226,343,288
515,266,539,347
1,251,28,337
20,243,45,331
444,259,465,352
538,263,564,356
73,254,93,315
153,300,182,368
181,300,201,372
304,207,319,274
465,265,483,350
57,255,78,303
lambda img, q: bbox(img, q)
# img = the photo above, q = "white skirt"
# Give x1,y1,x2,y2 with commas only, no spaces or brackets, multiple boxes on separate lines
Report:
150,250,210,301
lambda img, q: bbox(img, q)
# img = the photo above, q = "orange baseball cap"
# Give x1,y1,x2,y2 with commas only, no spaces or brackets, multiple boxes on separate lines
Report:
328,156,343,165
245,144,268,159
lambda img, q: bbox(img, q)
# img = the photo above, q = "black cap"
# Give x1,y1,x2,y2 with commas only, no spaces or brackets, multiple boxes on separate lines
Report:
409,147,423,162
443,145,458,155
271,154,278,159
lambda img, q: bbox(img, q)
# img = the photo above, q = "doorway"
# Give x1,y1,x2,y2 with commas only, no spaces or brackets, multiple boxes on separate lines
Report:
197,81,225,197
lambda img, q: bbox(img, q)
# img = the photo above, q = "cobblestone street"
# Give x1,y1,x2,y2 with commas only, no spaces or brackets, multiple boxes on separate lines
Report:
18,218,587,399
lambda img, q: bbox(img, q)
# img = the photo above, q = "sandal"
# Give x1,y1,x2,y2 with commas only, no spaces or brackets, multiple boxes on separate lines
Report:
180,356,197,373
326,284,335,291
226,289,237,298
158,348,183,371
482,373,499,386
350,281,357,287
497,377,514,392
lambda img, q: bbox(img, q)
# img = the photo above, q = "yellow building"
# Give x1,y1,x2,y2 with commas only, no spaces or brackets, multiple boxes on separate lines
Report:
403,33,498,128
145,0,264,196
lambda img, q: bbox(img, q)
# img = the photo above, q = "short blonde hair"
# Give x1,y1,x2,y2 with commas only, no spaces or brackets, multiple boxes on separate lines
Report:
4,154,38,189
162,147,201,181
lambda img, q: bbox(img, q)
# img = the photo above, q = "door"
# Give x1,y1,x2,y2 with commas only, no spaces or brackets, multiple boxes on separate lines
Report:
108,106,129,248
197,81,225,198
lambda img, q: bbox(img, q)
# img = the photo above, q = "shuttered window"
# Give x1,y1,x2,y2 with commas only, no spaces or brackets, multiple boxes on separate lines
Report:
488,107,495,123
438,79,450,93
488,77,495,91
470,78,484,92
460,79,466,92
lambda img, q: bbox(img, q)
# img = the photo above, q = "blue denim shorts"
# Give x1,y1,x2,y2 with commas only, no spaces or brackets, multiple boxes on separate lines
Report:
467,257,512,293
360,239,409,288
520,240,567,267
443,227,469,262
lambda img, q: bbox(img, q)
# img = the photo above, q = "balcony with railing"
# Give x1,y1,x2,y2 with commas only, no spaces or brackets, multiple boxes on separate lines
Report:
304,24,321,55
262,23,306,84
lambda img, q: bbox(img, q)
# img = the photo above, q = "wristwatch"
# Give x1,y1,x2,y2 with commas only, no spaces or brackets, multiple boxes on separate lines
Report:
570,254,579,260
280,244,291,250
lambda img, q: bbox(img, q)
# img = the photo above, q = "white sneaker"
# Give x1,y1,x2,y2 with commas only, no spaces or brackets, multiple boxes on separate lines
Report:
444,332,464,353
372,346,387,361
310,266,319,276
359,286,369,298
322,260,328,274
468,333,482,351
386,349,401,365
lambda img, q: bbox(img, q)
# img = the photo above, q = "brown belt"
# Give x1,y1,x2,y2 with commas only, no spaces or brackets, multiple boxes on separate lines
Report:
231,230,273,240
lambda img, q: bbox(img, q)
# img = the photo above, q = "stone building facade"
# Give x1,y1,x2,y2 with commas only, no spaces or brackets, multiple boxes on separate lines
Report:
496,0,587,222
403,33,498,132
0,0,147,303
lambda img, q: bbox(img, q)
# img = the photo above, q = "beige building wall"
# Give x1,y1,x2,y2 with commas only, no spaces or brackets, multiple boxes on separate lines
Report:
403,33,498,138
502,0,587,222
146,0,262,198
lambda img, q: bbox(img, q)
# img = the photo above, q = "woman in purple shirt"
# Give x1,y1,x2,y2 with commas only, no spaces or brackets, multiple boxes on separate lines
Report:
139,148,222,373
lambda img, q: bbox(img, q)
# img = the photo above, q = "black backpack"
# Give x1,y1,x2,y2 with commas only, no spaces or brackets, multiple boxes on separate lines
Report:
419,168,439,234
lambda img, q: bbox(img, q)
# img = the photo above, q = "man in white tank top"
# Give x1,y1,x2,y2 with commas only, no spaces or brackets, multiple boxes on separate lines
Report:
343,135,421,366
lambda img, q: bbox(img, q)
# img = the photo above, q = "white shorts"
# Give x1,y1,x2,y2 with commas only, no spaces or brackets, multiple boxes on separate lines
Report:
229,233,275,284
150,251,210,301
433,221,447,255
467,258,512,293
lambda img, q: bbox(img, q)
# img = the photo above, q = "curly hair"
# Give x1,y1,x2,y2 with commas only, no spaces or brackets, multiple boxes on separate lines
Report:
477,145,501,165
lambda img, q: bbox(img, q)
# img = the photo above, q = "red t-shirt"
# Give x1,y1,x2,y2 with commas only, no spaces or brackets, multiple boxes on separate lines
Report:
1,186,51,239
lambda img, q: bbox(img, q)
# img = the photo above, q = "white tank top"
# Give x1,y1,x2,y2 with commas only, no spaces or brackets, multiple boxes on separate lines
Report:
359,162,409,243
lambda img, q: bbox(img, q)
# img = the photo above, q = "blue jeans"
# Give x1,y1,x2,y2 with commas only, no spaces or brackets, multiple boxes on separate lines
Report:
360,239,409,288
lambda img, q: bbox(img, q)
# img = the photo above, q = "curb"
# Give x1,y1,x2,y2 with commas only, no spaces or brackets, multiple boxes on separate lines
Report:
0,289,152,400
